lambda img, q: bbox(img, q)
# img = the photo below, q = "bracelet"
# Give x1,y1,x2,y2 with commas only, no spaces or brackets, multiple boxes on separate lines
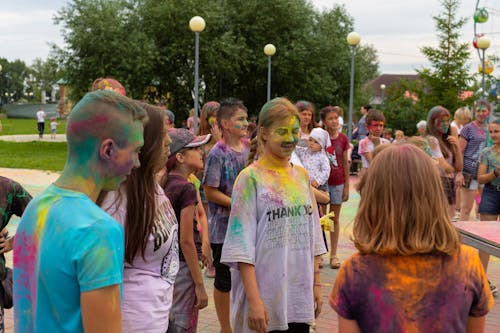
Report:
314,270,320,274
314,283,322,286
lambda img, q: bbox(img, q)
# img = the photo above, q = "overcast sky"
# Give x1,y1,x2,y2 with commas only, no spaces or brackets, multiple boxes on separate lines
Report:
0,0,498,74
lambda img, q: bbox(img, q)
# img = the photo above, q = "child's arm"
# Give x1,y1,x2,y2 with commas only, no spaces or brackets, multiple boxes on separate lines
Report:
195,190,212,268
180,204,208,309
315,154,330,187
239,262,269,332
203,185,231,208
342,149,350,202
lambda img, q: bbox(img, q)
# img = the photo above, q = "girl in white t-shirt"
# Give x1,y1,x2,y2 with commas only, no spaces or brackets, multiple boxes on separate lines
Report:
99,103,179,333
221,97,326,333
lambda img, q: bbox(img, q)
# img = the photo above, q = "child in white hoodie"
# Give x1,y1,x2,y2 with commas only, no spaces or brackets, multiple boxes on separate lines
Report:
294,127,331,191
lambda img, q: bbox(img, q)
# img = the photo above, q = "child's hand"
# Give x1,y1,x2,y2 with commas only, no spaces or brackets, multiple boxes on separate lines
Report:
201,241,213,268
211,123,222,142
0,230,12,254
311,180,319,188
195,283,208,309
446,135,458,146
370,136,380,147
248,298,269,333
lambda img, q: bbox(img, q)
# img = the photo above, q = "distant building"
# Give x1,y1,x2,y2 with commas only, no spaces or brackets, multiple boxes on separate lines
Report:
367,74,419,105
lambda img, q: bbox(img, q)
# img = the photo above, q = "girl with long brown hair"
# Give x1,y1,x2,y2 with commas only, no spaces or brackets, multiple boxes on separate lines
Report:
100,102,179,332
330,144,492,333
426,105,463,217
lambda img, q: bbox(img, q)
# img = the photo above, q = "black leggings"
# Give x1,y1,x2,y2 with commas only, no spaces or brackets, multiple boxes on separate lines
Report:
269,322,310,333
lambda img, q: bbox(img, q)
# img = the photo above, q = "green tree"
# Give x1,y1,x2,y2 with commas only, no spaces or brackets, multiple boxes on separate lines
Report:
54,0,379,121
28,57,61,101
417,0,471,112
53,0,158,100
0,58,29,104
382,79,428,135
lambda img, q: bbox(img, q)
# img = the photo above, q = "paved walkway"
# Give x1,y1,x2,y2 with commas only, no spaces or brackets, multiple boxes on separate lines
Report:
2,167,500,332
0,134,67,142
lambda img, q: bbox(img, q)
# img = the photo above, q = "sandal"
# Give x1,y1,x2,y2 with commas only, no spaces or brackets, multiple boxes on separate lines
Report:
330,256,341,269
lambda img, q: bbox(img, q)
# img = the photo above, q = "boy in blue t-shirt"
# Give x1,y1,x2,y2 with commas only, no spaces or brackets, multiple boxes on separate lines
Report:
13,90,147,333
203,98,249,333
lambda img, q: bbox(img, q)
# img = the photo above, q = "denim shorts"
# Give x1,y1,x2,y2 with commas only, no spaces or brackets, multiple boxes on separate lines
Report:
479,185,500,216
328,184,344,205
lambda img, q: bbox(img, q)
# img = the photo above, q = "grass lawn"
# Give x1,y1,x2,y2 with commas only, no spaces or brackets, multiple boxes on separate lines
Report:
0,141,67,171
0,117,67,135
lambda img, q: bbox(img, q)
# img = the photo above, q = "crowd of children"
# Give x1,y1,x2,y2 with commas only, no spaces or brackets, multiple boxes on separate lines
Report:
5,76,499,333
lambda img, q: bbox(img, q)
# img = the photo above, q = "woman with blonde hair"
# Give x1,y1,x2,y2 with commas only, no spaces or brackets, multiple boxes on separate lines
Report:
330,144,493,333
452,106,473,135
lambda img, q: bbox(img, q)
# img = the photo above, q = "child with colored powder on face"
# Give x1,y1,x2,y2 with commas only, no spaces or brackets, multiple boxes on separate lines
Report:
357,109,391,176
476,118,500,295
221,97,326,333
0,176,32,333
330,144,493,333
99,103,179,333
202,98,250,333
14,90,148,333
426,106,462,218
320,106,350,270
163,128,212,333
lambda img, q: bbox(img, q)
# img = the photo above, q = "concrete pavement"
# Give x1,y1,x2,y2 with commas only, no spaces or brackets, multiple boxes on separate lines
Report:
2,167,500,332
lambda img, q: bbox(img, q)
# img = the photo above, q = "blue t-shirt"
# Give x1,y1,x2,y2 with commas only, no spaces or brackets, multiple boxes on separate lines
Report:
14,184,124,333
202,141,249,244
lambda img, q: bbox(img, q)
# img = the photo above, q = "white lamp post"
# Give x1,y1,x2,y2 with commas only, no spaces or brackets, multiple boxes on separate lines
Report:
380,84,386,104
346,32,361,141
264,43,276,102
477,35,490,100
189,15,206,133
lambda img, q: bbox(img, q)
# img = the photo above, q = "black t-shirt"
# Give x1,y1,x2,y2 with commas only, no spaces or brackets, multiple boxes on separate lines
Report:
163,174,201,261
0,176,32,272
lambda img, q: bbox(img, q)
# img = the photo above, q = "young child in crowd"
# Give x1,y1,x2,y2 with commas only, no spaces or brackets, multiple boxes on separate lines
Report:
100,103,179,332
202,98,249,333
330,144,493,332
0,176,32,333
294,127,331,190
197,101,221,278
221,97,326,333
164,128,212,333
320,106,350,269
393,130,406,144
476,118,500,293
426,106,462,218
50,117,58,139
358,109,390,175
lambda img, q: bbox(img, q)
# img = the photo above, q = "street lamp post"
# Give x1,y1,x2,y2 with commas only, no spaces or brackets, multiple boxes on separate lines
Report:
189,16,206,134
346,32,361,141
0,64,2,106
380,84,386,104
477,35,490,100
264,44,276,102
